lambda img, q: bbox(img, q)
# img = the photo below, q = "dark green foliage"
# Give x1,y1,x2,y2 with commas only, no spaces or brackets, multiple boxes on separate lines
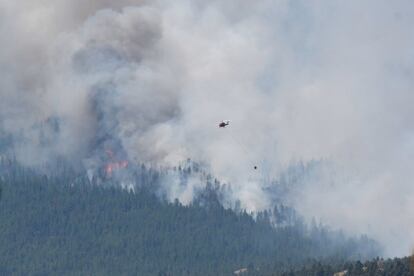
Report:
273,257,414,276
0,162,380,275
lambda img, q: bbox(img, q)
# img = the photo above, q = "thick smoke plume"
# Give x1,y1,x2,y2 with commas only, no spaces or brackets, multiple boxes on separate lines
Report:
1,0,414,256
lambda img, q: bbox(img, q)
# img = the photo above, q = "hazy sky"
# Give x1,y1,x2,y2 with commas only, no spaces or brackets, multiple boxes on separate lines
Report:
1,0,414,256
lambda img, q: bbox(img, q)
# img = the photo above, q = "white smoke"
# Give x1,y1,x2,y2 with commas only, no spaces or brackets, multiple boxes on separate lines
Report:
1,0,414,256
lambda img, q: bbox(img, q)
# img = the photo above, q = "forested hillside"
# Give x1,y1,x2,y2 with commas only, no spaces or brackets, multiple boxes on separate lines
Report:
273,256,414,276
0,161,379,275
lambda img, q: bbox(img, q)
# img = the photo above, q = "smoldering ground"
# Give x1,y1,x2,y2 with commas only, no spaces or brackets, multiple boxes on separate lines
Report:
1,0,414,256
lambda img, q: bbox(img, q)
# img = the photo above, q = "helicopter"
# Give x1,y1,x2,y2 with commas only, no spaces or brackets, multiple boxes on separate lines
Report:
218,120,230,128
218,119,257,170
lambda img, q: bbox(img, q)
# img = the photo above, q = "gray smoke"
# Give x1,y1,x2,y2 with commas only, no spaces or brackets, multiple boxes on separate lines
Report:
1,0,414,256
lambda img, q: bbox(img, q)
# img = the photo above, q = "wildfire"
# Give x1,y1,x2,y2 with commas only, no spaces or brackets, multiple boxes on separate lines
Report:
105,160,128,177
103,149,128,177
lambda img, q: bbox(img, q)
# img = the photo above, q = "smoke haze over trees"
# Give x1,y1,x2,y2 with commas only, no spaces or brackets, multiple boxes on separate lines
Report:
0,161,380,275
1,0,414,256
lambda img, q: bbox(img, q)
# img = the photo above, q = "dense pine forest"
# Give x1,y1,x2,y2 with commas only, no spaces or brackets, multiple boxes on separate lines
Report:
275,257,414,276
0,159,381,275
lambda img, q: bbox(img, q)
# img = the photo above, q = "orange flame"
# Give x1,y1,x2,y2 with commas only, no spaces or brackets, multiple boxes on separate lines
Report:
105,160,128,177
